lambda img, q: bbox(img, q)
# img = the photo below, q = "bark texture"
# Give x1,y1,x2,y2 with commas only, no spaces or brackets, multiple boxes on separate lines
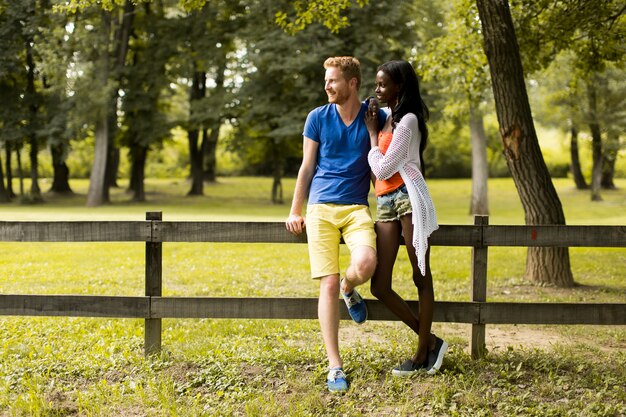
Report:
569,125,588,190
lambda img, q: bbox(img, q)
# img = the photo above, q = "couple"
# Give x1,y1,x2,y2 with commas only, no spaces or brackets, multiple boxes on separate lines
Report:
285,56,447,393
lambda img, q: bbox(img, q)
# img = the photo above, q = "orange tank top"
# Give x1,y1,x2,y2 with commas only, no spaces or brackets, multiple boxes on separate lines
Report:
374,131,404,197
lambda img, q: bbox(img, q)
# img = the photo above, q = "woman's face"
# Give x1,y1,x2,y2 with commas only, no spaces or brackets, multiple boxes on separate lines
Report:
374,70,400,107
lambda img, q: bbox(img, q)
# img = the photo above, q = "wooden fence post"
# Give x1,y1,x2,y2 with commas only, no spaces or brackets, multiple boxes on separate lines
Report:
145,211,162,356
471,215,488,359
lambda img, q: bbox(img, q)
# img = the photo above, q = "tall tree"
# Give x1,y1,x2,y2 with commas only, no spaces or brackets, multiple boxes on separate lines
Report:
86,2,134,206
475,0,573,287
527,51,590,190
86,8,113,207
37,7,77,194
0,149,8,202
513,0,626,200
174,0,243,196
419,0,492,215
0,1,27,201
0,0,48,203
121,2,171,201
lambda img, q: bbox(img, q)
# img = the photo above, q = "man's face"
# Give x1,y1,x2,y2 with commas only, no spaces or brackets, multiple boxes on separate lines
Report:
324,67,351,105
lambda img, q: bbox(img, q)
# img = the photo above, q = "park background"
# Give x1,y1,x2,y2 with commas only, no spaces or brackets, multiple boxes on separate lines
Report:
1,0,625,416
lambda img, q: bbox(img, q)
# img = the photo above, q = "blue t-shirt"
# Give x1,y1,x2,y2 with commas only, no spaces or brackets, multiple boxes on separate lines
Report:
304,101,386,206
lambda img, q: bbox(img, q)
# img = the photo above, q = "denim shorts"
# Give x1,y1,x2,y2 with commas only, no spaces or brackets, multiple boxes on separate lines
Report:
377,185,412,222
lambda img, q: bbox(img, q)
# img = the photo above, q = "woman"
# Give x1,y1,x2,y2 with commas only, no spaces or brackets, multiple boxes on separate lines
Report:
365,60,447,376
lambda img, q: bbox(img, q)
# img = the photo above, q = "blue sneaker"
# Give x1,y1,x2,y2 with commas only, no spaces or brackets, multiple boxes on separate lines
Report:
341,280,368,324
327,367,348,392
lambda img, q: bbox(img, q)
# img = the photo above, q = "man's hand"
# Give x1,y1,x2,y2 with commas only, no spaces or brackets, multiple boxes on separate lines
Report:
285,214,306,235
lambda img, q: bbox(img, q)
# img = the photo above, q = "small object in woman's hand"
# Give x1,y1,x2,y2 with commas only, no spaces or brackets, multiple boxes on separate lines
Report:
367,96,379,115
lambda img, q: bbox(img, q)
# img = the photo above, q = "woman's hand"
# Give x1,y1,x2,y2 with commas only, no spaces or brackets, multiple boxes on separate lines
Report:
365,97,380,146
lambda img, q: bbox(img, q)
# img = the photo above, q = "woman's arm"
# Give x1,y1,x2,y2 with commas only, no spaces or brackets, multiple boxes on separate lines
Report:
368,114,418,180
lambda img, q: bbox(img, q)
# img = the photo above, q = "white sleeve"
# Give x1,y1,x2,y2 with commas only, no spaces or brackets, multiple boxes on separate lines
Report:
368,114,418,180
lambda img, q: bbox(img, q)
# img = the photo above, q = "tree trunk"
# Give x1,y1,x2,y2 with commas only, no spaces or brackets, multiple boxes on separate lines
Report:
28,139,42,201
569,125,588,189
587,78,603,201
476,0,574,287
202,57,227,183
601,131,618,190
105,0,135,191
106,145,120,189
188,128,204,195
187,70,206,196
16,145,24,197
50,143,73,194
129,145,147,202
203,127,219,183
270,139,284,204
5,144,15,198
87,10,112,207
25,38,41,202
0,149,9,202
469,105,489,215
87,116,110,207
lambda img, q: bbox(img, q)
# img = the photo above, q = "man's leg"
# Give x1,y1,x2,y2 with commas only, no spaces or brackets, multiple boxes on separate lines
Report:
319,273,341,369
342,245,377,294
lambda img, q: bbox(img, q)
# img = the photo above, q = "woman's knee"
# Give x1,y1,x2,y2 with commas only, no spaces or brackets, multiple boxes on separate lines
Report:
412,272,432,291
370,277,392,300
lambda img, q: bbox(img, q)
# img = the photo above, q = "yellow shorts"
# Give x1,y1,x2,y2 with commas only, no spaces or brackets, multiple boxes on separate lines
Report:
306,204,376,279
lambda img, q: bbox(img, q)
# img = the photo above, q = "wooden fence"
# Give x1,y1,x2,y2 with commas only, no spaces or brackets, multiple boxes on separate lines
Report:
1,212,624,358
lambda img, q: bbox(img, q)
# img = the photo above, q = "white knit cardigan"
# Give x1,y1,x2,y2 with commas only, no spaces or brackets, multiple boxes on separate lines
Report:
368,111,438,276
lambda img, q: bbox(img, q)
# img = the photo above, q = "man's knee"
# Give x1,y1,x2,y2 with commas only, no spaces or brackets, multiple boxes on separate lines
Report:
352,247,377,279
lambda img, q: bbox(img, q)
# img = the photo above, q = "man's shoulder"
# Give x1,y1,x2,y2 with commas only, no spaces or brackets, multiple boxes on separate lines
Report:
309,103,334,117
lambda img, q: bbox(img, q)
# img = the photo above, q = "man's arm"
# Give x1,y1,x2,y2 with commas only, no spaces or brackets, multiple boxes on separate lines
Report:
285,137,318,235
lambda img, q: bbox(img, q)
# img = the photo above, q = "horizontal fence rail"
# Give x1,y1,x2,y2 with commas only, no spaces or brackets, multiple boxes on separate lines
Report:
2,221,624,246
1,213,624,358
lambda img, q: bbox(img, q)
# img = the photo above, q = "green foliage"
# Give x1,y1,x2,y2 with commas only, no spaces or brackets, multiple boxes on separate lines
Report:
417,0,492,119
512,0,626,75
275,0,369,34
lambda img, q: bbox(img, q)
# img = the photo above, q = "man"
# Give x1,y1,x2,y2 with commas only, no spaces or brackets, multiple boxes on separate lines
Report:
285,56,384,393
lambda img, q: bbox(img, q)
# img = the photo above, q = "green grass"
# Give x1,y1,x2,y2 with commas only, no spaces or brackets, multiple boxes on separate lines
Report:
1,176,625,416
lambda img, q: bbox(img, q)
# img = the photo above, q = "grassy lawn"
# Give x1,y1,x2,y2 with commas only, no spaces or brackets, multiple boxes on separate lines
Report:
0,177,625,416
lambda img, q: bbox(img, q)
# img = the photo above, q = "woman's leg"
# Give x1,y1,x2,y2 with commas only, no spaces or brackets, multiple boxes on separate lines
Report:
370,220,421,334
399,214,435,364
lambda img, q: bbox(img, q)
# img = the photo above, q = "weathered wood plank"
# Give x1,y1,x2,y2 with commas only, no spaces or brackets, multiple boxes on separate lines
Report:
0,221,151,242
155,221,308,243
0,295,149,317
471,216,488,358
1,295,624,325
2,221,623,247
483,225,626,247
430,225,481,247
480,302,626,325
150,298,479,323
145,212,163,356
154,222,480,246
